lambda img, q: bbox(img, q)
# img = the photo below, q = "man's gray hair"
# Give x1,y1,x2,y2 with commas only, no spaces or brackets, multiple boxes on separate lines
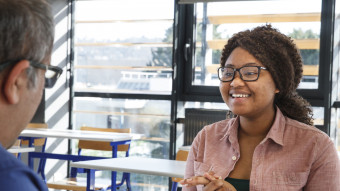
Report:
0,0,55,87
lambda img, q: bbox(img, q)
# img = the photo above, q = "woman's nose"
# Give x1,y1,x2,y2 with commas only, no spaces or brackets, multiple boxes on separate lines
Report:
230,71,245,87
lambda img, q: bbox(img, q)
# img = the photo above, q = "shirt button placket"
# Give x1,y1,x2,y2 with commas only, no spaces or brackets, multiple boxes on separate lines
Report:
253,147,263,191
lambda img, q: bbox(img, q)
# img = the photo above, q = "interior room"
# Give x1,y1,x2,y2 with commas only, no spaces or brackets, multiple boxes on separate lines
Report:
15,0,340,190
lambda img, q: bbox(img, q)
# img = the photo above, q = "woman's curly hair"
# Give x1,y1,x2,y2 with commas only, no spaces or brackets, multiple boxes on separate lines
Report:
220,24,313,126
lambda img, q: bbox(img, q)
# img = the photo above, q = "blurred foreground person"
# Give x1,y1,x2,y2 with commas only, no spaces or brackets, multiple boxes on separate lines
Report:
0,0,62,190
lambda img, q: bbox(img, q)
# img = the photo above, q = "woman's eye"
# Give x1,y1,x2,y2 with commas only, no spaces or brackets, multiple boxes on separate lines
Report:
244,71,257,76
225,72,233,76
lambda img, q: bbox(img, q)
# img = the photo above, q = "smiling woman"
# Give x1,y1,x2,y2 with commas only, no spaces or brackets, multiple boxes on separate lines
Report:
180,25,340,191
219,47,279,119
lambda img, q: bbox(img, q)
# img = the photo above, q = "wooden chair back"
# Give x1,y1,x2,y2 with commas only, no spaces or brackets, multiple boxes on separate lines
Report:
21,123,48,146
78,126,131,152
172,150,189,183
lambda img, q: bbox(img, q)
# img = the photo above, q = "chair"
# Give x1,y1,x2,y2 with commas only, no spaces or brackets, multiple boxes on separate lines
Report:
47,126,131,191
20,123,48,147
183,108,233,146
18,123,48,179
171,149,189,191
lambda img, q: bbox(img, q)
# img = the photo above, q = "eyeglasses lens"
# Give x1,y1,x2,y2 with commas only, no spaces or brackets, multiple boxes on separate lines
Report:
44,71,59,88
220,68,234,81
240,67,259,81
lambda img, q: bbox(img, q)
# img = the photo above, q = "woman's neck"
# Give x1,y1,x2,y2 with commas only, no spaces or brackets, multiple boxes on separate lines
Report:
238,107,276,138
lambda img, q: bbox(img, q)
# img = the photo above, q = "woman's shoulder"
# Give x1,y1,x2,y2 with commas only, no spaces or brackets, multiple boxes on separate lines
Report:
285,117,326,135
284,116,333,146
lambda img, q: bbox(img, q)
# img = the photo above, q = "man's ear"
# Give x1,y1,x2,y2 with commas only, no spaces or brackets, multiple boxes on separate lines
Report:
3,60,30,104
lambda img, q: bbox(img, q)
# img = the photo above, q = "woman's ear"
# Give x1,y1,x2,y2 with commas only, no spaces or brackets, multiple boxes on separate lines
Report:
275,88,280,94
3,60,30,104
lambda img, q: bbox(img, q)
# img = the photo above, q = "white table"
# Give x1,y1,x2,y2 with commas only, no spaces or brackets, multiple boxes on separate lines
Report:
71,157,186,178
20,128,143,141
71,157,186,191
19,128,143,184
8,146,35,153
179,145,191,151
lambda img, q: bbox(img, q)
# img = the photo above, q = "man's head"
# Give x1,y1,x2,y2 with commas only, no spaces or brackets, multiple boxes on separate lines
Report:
0,0,54,65
0,0,55,148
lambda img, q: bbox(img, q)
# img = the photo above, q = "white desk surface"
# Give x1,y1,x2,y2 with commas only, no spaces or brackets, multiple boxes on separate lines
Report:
71,157,186,178
20,128,143,142
8,146,35,153
179,145,191,151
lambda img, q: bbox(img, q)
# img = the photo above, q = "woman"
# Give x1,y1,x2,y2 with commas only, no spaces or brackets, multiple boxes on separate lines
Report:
180,25,340,191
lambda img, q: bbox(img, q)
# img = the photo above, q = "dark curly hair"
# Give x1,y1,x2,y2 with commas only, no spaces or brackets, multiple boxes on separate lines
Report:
220,24,313,126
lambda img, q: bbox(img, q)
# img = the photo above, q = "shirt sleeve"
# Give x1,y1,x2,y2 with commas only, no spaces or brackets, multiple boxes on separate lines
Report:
182,129,205,191
304,137,340,191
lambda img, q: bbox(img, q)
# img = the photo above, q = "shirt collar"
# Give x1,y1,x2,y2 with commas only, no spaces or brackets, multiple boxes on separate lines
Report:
221,116,240,145
220,107,286,146
265,106,285,146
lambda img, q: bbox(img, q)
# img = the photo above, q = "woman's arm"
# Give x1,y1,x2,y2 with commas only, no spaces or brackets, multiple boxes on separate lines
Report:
304,139,340,190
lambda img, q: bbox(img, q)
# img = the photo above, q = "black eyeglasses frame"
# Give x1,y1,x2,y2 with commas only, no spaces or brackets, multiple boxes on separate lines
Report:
0,60,63,88
218,65,267,82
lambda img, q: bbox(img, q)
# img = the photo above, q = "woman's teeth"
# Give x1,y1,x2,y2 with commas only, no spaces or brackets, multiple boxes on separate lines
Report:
231,94,250,98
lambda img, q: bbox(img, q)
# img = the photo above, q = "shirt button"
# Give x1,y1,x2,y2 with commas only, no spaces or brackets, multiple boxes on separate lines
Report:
232,156,237,160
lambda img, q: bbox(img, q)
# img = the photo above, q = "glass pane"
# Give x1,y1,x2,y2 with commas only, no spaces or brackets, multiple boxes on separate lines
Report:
74,0,174,94
193,0,321,89
312,107,324,126
73,97,171,190
334,0,340,158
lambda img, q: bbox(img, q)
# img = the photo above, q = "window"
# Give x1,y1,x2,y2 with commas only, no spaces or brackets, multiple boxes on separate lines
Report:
332,0,340,157
73,0,174,190
180,0,325,104
74,0,174,95
193,0,321,88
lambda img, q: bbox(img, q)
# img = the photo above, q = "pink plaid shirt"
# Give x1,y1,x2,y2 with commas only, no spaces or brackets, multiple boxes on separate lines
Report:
183,108,340,191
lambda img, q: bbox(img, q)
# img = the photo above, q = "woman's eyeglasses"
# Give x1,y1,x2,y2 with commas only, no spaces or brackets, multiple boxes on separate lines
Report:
218,66,267,82
0,60,63,88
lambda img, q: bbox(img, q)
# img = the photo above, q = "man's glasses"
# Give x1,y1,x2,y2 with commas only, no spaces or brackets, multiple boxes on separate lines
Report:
0,60,63,88
218,66,267,82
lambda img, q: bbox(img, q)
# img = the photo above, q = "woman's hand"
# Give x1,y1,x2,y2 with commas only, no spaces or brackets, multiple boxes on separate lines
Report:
180,172,237,191
179,174,211,188
202,173,236,191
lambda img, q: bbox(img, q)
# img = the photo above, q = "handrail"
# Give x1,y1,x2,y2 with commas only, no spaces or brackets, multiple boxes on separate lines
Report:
75,19,173,24
75,13,320,24
75,42,172,47
205,39,320,50
207,13,320,24
74,65,172,71
73,110,169,118
75,39,319,50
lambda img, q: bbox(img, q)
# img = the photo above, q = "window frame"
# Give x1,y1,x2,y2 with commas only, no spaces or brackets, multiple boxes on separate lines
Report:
178,0,333,107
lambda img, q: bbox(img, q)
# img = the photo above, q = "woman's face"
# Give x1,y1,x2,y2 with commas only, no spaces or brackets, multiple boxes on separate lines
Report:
220,47,279,119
